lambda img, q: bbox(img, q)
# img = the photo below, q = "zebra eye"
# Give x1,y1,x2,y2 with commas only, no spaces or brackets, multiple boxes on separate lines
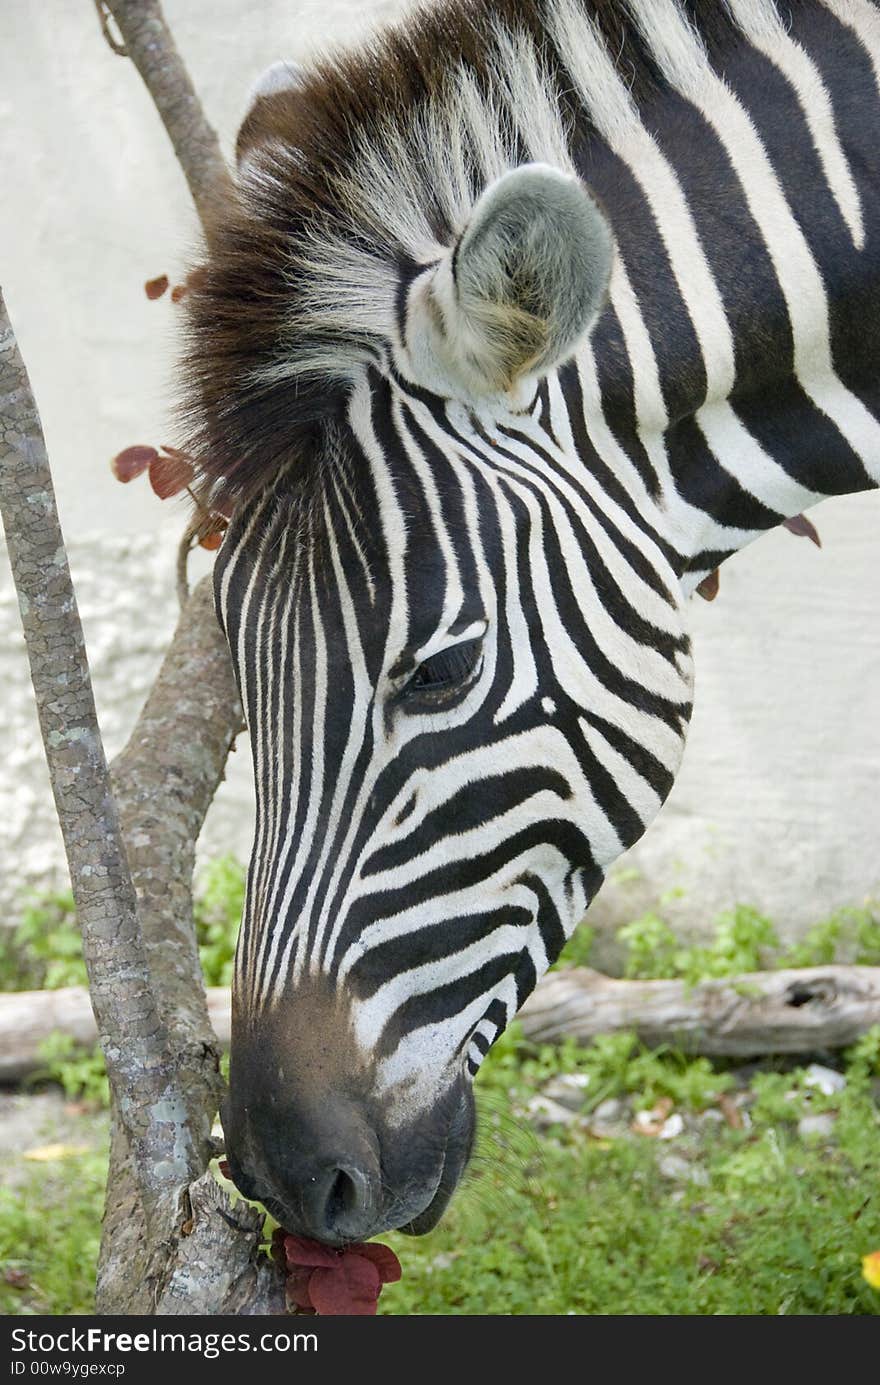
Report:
407,638,483,697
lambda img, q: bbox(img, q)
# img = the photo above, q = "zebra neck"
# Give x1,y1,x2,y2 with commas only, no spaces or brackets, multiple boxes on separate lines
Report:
556,339,880,603
646,385,880,589
552,0,880,589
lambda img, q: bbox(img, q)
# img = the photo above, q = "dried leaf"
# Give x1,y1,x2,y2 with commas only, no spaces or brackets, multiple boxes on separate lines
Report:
718,1093,744,1130
110,448,157,487
283,1236,342,1270
23,1142,90,1162
696,569,720,602
171,267,208,302
307,1256,383,1316
352,1241,402,1283
149,452,195,500
282,1234,402,1315
199,527,225,550
111,444,158,483
862,1250,880,1290
144,275,169,300
782,513,822,547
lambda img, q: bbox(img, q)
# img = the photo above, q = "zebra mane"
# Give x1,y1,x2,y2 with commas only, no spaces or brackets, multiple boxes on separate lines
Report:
181,0,778,508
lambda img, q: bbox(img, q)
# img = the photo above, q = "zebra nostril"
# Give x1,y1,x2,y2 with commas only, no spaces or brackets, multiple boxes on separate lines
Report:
303,1162,375,1242
327,1167,366,1224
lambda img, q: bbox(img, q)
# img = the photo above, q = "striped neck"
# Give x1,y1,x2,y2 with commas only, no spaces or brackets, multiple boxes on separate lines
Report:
553,0,880,591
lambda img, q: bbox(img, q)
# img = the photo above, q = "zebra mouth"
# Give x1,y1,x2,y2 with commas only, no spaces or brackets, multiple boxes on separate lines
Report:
398,1083,476,1236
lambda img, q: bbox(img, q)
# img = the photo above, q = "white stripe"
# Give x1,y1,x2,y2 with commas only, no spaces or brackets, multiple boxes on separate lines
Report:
551,1,737,400
632,0,880,475
246,526,296,979
726,0,864,246
258,545,330,1003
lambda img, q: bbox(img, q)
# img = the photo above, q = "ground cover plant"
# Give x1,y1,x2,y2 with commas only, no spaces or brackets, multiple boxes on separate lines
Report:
1,866,878,1316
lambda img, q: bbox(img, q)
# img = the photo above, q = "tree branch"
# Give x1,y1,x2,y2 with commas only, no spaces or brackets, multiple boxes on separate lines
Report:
94,576,245,1311
0,289,199,1223
100,0,233,233
93,0,127,56
81,0,279,1313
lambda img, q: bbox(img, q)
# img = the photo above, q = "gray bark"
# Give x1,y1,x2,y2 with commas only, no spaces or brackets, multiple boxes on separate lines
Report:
101,0,234,233
81,0,279,1314
0,288,199,1227
97,578,247,1313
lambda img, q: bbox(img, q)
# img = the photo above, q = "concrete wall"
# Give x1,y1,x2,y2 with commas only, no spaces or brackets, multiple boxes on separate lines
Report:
2,0,878,948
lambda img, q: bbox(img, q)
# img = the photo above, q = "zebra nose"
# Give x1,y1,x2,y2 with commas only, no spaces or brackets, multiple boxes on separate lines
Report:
298,1161,376,1243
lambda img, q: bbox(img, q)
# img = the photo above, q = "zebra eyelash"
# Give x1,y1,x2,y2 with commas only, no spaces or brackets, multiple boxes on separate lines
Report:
402,637,484,705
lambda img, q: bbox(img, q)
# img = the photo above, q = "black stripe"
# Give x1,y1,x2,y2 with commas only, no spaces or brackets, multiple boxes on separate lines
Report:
348,906,532,1000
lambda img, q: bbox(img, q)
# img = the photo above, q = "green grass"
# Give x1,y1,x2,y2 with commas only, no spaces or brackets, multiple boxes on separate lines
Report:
565,900,880,983
0,857,246,997
0,1151,106,1315
376,1028,880,1315
2,1028,878,1315
1,873,878,1315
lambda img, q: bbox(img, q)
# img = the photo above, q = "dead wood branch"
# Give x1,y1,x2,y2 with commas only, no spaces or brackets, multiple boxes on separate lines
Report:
519,964,880,1056
95,575,246,1312
6,965,879,1084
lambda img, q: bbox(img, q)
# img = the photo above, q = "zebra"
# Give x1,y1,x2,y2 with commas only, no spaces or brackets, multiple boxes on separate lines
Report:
182,0,880,1246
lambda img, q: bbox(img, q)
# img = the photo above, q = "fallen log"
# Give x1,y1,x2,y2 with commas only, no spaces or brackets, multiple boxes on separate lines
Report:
518,965,880,1056
2,964,879,1082
0,987,231,1084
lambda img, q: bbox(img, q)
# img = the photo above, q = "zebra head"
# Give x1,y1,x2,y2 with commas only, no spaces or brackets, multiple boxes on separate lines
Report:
186,27,694,1245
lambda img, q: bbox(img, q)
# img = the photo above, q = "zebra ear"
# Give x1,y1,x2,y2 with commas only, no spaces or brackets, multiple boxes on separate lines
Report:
236,60,307,171
413,163,613,398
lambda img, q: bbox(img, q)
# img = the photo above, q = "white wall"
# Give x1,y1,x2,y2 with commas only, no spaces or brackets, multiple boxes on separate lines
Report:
1,0,878,948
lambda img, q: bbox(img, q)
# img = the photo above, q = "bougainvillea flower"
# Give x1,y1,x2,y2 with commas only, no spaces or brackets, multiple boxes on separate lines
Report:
144,275,169,300
148,450,195,500
110,444,158,482
862,1250,880,1290
198,524,226,550
281,1232,401,1316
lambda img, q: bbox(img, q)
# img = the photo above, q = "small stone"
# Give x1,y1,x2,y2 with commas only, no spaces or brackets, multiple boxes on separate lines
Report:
593,1098,624,1123
527,1095,577,1131
658,1154,691,1181
803,1064,846,1096
633,1101,681,1138
542,1073,591,1111
658,1154,709,1185
797,1112,836,1140
658,1113,685,1140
